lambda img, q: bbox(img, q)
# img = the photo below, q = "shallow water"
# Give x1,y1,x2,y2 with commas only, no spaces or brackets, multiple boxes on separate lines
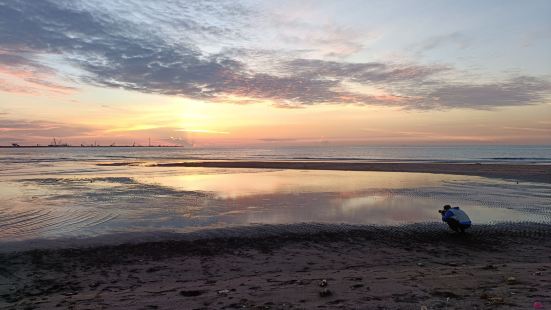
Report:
0,156,550,243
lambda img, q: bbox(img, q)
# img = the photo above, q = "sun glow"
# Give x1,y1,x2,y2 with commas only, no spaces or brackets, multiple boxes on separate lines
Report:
177,129,230,135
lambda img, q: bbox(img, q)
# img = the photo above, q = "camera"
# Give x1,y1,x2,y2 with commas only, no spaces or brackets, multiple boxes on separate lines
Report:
438,209,445,215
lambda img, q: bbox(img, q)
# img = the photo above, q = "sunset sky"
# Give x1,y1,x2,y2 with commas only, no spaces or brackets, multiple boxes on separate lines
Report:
0,0,550,146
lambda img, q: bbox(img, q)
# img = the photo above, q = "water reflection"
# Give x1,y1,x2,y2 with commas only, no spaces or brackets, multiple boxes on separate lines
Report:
140,169,473,198
0,168,549,242
207,192,546,227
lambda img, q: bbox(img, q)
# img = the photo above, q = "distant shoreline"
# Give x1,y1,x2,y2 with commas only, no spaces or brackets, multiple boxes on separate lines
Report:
98,160,551,184
0,145,181,148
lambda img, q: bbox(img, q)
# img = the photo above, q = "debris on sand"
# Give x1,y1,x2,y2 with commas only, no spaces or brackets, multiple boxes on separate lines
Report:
431,290,460,299
179,290,205,297
480,293,505,304
217,289,230,295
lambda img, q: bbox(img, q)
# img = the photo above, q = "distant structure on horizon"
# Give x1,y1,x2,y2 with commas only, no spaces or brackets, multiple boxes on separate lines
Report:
47,138,69,147
3,138,180,148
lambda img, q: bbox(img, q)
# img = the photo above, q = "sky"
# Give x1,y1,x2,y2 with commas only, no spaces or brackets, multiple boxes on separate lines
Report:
0,0,550,146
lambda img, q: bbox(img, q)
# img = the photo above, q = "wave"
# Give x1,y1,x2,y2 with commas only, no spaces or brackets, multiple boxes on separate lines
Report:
482,157,551,161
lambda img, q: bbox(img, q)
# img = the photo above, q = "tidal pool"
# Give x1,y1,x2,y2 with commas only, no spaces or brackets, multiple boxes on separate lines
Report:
0,167,550,242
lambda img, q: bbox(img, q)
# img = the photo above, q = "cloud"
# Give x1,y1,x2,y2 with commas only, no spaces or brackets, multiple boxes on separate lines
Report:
0,78,36,94
423,76,551,109
258,138,299,142
284,59,448,83
277,21,365,58
502,126,551,133
0,0,225,96
0,118,95,139
0,0,549,110
414,32,470,54
263,1,370,58
0,49,75,94
176,129,230,135
163,136,194,147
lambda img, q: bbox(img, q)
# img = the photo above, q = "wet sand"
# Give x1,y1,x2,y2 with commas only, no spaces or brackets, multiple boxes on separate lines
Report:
98,161,551,184
1,224,550,309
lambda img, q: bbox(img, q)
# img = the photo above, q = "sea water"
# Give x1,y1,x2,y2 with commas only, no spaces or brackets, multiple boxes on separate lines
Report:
0,146,550,244
1,145,551,166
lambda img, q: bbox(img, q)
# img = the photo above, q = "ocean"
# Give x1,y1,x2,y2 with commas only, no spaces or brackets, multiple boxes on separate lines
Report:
2,145,551,166
0,145,550,247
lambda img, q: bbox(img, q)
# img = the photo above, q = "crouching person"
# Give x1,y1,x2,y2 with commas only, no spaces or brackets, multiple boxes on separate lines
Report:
439,205,471,233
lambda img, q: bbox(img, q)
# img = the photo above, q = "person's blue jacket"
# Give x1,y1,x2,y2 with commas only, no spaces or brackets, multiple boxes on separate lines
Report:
442,207,471,226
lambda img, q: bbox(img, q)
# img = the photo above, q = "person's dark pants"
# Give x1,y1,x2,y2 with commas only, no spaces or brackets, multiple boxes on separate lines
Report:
446,219,470,233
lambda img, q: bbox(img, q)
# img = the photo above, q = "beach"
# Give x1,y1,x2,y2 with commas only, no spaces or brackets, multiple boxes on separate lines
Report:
2,0,550,307
1,149,551,309
1,223,550,309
